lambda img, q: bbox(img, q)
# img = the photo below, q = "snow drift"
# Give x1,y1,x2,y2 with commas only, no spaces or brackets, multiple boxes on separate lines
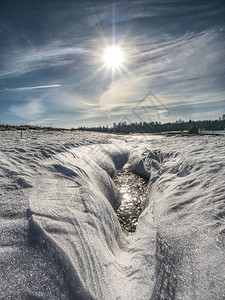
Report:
0,131,224,300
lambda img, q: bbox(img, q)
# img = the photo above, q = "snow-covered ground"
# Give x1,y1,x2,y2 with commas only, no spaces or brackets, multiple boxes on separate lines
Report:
0,130,224,300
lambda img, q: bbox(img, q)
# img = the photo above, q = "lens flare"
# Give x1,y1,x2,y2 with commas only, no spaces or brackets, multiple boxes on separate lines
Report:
104,45,123,68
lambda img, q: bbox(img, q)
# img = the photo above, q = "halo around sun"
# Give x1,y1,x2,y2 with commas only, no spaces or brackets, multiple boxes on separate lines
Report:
104,45,123,68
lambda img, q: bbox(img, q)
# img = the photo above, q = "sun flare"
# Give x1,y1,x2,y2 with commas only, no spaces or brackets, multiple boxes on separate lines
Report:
104,45,123,68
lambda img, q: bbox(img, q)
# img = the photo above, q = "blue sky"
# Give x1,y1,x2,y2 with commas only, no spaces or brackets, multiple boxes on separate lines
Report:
0,0,224,128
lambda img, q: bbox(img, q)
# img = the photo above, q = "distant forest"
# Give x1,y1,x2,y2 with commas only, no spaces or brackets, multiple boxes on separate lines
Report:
79,115,225,134
1,115,224,133
0,124,67,131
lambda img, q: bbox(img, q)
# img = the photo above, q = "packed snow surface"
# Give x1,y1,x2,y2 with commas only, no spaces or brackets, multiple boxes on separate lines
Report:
0,130,224,300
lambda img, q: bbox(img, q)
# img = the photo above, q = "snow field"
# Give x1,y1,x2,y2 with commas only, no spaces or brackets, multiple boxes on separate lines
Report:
0,131,224,299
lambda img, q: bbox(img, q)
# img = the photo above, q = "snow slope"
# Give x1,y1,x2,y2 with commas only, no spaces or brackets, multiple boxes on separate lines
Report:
0,131,224,300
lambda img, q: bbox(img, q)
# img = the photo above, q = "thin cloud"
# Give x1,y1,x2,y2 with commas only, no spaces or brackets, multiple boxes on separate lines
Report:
192,111,220,118
0,84,61,92
8,100,46,119
0,44,91,77
0,1,224,127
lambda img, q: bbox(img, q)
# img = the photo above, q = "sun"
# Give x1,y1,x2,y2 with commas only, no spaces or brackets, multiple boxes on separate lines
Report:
104,45,123,68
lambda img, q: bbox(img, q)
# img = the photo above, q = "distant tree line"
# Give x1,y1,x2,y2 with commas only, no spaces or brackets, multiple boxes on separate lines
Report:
79,115,225,134
1,115,224,133
0,124,68,131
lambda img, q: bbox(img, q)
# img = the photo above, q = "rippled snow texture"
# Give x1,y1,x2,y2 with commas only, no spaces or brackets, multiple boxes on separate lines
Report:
0,131,224,300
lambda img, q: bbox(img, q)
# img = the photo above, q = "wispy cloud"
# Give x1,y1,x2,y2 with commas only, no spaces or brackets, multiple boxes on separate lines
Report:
0,43,91,77
98,28,225,115
191,110,221,119
8,100,46,119
0,84,61,92
1,1,224,126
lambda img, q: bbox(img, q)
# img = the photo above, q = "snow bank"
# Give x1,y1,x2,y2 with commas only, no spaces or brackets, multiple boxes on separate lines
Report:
0,131,224,299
